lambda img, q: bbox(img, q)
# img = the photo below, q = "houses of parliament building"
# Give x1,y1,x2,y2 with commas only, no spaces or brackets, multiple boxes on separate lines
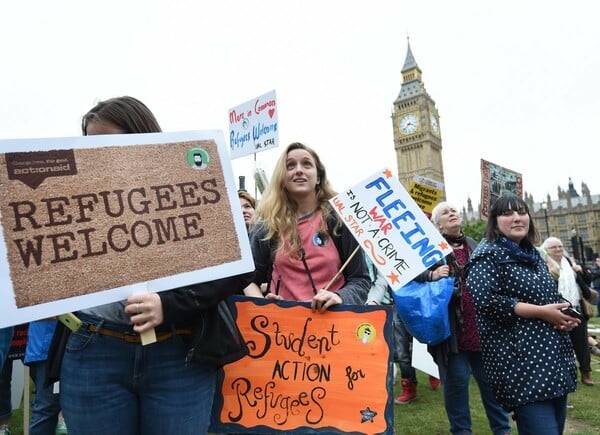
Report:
392,40,600,264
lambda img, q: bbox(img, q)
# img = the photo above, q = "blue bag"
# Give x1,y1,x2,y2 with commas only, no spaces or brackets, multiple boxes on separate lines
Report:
391,276,455,345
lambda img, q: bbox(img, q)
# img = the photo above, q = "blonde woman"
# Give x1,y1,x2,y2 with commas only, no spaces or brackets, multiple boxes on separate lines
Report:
244,142,369,310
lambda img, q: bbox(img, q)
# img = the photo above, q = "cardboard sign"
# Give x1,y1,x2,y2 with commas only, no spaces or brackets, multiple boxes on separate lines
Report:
229,90,279,159
408,175,444,217
212,297,394,434
329,168,452,290
480,158,523,218
7,323,28,360
0,131,253,327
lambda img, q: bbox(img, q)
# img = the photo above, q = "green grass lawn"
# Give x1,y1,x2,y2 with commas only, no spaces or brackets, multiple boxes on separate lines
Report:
8,315,600,434
393,314,600,434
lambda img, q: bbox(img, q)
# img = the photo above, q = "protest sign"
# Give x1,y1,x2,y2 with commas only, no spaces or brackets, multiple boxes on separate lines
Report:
7,323,28,360
229,90,278,159
330,168,453,290
0,130,253,327
408,175,444,218
480,158,522,218
211,296,394,435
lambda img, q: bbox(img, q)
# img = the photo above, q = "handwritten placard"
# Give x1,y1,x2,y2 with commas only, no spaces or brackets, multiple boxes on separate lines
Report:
0,131,253,327
211,297,394,434
330,168,452,289
229,90,279,159
408,175,444,217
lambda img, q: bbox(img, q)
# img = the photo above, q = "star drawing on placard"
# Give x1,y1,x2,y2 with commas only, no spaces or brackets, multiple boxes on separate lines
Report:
360,406,377,423
383,169,393,178
386,272,399,285
439,240,449,250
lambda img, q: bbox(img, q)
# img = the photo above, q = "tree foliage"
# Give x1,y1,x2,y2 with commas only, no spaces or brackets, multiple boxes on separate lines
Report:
463,219,486,243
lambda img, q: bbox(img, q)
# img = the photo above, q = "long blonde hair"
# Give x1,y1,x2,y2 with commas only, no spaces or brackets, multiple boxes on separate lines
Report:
255,142,339,257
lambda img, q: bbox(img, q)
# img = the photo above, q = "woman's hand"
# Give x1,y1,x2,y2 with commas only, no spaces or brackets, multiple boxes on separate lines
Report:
311,289,343,312
265,293,284,300
516,302,580,331
243,283,265,298
125,293,164,333
432,265,450,280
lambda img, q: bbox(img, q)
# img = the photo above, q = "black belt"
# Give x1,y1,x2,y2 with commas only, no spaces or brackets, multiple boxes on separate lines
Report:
85,324,192,343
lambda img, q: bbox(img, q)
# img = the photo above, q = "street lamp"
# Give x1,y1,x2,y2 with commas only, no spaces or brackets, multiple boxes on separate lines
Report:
571,228,585,262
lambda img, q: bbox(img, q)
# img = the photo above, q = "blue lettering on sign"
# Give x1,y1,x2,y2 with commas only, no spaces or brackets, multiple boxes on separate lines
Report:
230,130,251,150
252,122,278,141
365,176,444,267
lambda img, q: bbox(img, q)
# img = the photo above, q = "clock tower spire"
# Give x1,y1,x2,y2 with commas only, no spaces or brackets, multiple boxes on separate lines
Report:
392,38,446,199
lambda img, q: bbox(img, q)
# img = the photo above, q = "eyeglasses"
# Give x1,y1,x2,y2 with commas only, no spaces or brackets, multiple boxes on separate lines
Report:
499,209,528,217
547,245,563,250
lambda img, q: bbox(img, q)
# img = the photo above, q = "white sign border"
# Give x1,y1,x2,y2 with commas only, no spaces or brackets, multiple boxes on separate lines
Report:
0,130,253,327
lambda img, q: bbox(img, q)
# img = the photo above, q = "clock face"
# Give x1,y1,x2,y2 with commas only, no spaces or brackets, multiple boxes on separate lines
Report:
399,113,419,135
430,115,439,135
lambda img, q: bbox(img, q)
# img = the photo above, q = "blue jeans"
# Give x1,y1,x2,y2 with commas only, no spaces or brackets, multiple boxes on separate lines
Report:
443,350,510,435
0,357,13,421
394,313,417,384
60,315,216,435
29,361,61,435
513,396,568,435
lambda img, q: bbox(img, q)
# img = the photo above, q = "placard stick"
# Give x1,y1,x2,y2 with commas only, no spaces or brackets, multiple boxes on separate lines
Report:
140,328,157,346
323,245,361,291
132,284,157,346
23,364,30,435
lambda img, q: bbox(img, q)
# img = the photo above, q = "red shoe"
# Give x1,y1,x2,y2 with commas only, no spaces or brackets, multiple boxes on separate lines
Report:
429,375,441,390
394,379,417,404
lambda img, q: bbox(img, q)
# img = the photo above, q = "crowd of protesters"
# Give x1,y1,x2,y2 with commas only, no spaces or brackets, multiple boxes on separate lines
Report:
2,95,598,435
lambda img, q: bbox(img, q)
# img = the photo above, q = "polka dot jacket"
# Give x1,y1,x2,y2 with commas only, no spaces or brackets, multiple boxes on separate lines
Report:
466,239,577,412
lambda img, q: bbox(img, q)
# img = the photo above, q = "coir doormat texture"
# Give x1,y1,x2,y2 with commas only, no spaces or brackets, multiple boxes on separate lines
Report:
0,139,240,307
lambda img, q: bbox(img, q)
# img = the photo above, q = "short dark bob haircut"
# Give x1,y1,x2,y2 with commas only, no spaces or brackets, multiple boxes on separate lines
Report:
483,194,540,245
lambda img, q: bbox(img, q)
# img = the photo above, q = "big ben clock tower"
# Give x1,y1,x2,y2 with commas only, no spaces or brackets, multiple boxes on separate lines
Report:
392,39,446,199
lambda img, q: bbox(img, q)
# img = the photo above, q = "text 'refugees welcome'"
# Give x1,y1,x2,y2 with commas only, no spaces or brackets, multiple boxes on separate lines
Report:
7,179,221,268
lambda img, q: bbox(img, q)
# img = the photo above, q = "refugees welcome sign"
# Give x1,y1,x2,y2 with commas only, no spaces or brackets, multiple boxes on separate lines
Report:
0,131,253,327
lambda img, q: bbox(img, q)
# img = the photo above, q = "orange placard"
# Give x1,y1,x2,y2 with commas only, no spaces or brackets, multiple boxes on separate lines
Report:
211,296,394,434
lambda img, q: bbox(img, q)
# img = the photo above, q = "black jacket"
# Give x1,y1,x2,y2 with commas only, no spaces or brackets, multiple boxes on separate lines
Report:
159,272,254,366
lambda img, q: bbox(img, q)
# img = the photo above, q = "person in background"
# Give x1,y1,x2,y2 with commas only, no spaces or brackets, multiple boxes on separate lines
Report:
542,236,594,386
364,256,438,405
58,96,253,435
422,202,510,435
24,320,67,435
590,257,600,316
244,142,369,308
238,190,256,230
0,328,13,435
467,194,578,435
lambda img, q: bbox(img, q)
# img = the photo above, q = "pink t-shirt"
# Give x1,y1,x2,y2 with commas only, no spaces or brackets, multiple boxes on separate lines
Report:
271,210,344,301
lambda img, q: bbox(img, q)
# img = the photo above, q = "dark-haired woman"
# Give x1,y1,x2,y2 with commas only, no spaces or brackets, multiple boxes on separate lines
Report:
59,96,252,435
467,194,578,435
426,202,510,435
